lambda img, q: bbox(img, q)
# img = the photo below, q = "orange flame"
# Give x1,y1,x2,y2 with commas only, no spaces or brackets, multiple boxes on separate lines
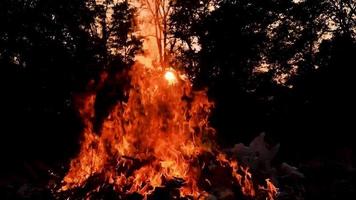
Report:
259,179,279,200
61,62,215,198
59,0,277,199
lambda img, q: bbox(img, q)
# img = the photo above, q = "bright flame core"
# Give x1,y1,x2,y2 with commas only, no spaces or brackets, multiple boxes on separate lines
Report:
164,70,177,85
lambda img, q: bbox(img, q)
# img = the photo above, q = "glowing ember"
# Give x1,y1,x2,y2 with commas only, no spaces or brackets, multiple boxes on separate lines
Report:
164,70,177,85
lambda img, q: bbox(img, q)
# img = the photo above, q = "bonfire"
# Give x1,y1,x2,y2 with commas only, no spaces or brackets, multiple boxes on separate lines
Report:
55,1,278,199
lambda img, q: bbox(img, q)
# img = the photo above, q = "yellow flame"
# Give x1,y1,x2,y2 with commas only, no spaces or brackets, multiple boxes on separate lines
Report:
164,71,177,85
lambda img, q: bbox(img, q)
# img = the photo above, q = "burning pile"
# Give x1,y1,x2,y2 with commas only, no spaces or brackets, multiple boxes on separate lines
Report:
56,1,278,199
61,63,214,196
58,63,277,199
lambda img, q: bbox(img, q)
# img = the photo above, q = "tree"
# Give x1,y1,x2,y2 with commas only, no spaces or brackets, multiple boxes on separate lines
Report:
0,0,141,163
169,0,290,143
168,0,356,148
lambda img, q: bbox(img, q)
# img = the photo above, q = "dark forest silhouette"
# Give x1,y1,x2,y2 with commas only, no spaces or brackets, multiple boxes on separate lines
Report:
0,0,355,199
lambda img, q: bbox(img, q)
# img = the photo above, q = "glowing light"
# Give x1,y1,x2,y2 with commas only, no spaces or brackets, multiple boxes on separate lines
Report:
164,71,177,85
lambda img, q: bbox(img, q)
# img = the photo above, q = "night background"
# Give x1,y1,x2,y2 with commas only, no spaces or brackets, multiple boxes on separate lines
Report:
0,0,355,199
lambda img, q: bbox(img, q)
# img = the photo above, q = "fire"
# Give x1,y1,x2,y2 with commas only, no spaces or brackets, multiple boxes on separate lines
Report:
58,0,277,199
164,70,177,85
61,63,214,198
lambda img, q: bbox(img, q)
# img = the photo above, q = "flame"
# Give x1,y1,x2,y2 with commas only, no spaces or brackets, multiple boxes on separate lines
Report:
259,179,279,200
164,70,177,85
61,63,214,198
59,0,277,199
